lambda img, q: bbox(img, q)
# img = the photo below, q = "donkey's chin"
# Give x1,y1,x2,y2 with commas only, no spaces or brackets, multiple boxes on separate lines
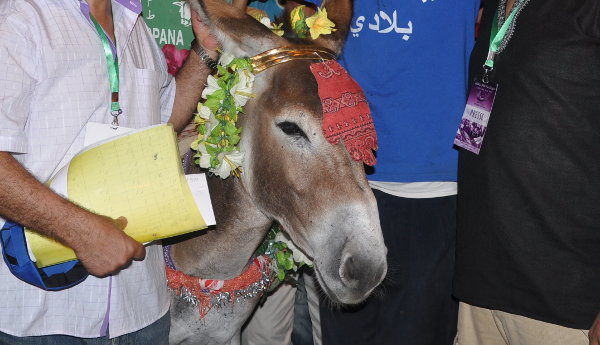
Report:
313,256,387,306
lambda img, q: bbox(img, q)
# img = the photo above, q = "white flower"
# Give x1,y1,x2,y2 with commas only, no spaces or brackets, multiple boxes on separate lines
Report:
196,143,213,169
201,75,220,99
197,104,213,119
260,16,272,27
219,51,235,66
230,68,255,107
274,232,313,267
214,150,244,179
199,106,219,133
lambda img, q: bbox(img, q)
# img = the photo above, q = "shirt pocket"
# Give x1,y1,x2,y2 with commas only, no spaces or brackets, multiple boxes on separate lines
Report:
119,67,162,128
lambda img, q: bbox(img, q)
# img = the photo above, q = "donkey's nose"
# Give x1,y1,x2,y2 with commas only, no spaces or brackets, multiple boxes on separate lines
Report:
339,251,386,291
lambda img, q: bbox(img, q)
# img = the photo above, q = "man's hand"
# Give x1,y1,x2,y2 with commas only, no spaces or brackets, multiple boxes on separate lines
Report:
590,312,600,345
72,215,145,277
189,0,248,54
191,10,219,54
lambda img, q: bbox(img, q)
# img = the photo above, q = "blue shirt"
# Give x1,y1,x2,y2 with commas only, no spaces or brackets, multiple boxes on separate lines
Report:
339,0,479,182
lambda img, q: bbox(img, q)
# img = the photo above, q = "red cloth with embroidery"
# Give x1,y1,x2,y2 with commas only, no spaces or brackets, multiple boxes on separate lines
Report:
310,60,377,166
166,256,271,319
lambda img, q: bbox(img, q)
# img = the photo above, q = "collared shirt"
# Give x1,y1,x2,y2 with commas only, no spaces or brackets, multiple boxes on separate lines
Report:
0,0,174,338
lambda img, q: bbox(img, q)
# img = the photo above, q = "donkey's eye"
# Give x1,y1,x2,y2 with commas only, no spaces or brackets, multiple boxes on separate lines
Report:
277,121,308,140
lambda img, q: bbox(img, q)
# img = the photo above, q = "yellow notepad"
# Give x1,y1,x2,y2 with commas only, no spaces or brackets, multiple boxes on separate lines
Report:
26,124,208,267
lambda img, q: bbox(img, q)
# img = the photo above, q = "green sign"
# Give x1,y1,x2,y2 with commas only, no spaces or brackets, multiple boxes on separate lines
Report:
142,0,194,50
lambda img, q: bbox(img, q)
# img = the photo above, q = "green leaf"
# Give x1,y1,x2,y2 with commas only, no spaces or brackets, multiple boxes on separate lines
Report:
294,20,308,39
229,134,240,146
224,121,238,136
276,251,286,265
205,144,217,155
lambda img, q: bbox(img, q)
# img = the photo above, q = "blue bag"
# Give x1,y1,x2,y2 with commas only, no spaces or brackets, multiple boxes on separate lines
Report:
0,220,88,291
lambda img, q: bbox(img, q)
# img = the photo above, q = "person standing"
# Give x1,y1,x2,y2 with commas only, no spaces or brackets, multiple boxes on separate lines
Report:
318,1,480,344
454,0,600,344
0,0,217,343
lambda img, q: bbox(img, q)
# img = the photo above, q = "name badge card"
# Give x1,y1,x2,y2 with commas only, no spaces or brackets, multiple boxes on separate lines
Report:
454,81,497,154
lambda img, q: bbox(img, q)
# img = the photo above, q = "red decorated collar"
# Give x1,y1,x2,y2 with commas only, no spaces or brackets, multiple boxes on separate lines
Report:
166,256,272,319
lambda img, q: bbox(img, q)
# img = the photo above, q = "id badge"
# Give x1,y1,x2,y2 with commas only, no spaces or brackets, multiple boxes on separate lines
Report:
454,80,497,154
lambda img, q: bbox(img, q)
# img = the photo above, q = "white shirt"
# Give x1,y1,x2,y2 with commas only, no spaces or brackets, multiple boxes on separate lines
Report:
0,0,174,338
368,181,457,199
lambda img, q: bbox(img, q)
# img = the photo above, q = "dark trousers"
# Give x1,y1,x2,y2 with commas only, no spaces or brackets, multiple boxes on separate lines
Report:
320,190,458,345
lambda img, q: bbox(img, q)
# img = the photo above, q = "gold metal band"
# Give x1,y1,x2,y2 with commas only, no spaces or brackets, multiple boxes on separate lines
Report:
249,46,337,74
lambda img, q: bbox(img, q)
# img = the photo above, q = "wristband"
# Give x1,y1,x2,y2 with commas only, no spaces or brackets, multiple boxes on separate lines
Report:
191,39,218,71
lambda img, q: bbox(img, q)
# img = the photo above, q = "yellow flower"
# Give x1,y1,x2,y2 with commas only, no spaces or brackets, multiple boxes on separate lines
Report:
271,23,284,37
290,5,306,28
305,7,336,40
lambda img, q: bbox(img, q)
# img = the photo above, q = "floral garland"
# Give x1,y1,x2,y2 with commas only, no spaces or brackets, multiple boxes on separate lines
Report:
191,5,335,179
191,54,254,179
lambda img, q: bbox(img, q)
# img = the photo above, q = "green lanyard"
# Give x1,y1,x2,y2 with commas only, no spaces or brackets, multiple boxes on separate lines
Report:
483,0,527,80
90,14,122,128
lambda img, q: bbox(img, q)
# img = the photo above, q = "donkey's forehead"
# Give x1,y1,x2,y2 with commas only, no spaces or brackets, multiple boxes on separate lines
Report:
258,61,322,111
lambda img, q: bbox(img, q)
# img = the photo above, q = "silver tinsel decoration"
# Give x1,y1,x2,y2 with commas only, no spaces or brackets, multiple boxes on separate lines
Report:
170,272,273,317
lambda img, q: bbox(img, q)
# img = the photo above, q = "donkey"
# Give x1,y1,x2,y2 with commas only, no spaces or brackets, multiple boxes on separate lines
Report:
167,0,387,344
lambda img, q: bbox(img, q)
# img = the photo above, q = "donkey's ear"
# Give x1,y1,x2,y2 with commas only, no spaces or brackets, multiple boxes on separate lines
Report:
312,0,352,55
188,0,288,57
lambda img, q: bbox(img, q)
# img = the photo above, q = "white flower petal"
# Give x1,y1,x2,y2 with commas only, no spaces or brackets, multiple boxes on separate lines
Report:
201,75,220,99
219,52,235,66
198,104,213,119
197,145,212,169
260,17,272,27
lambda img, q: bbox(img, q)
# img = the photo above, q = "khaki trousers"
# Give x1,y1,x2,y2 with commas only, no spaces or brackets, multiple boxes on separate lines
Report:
455,302,589,345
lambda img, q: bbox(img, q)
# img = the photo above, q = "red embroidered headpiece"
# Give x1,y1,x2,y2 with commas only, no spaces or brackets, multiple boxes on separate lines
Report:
310,60,378,166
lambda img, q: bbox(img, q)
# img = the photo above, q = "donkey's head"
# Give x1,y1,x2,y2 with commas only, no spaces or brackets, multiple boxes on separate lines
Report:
189,0,386,304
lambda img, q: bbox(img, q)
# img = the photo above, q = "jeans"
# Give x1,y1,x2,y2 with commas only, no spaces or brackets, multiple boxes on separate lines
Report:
0,310,170,345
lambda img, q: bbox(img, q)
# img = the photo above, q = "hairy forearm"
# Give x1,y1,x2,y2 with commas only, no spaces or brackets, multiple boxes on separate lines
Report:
0,152,145,276
0,152,94,248
169,50,214,133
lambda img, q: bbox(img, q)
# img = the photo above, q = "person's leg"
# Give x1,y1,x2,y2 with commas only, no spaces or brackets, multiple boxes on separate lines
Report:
455,302,590,345
495,309,589,345
320,191,458,345
0,311,169,345
113,310,171,345
241,281,296,345
0,333,100,345
454,302,508,345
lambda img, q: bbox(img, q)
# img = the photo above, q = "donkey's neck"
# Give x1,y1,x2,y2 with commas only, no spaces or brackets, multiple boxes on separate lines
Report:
170,174,272,279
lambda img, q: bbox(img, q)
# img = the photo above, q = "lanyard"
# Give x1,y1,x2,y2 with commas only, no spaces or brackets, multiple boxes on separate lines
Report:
90,15,122,128
483,0,526,81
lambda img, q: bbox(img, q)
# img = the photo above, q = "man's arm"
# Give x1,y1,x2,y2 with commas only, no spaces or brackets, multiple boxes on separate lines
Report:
0,152,145,277
169,0,248,133
168,10,220,133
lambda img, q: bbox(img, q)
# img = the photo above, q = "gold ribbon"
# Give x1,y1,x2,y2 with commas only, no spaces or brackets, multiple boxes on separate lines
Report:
249,45,337,74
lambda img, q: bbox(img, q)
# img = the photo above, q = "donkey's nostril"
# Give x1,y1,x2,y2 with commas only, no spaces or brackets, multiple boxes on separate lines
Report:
339,254,360,289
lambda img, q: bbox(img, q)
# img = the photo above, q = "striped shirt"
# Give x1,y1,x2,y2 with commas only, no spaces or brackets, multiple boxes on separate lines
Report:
0,0,174,338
